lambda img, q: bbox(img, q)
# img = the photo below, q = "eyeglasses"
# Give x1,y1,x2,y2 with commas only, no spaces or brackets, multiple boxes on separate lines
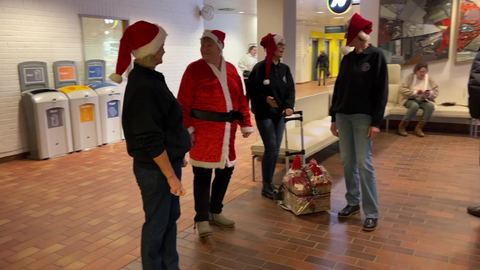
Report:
277,43,286,48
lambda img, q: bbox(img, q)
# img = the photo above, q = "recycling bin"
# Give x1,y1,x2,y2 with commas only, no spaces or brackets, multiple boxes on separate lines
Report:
21,89,74,160
88,82,125,144
59,85,102,152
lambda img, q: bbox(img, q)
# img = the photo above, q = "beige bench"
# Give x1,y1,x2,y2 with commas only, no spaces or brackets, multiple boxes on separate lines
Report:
384,64,476,135
327,64,476,136
250,91,338,181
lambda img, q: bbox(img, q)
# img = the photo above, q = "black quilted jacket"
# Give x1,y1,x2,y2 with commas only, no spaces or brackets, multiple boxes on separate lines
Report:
468,51,480,118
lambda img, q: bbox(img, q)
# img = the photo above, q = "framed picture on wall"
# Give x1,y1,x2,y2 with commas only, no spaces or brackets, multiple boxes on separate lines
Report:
378,0,453,66
455,0,480,64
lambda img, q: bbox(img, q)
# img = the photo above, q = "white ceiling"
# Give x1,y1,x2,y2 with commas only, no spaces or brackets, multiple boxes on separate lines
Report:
203,0,360,27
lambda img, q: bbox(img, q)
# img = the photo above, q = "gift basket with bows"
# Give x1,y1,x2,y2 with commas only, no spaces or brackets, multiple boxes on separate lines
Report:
278,155,332,215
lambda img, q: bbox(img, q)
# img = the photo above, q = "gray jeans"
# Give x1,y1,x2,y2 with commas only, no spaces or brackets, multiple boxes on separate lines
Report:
336,113,379,219
404,99,435,121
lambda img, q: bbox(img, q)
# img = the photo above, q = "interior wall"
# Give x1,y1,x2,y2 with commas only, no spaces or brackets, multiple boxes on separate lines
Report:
0,0,204,158
204,14,258,77
361,0,469,105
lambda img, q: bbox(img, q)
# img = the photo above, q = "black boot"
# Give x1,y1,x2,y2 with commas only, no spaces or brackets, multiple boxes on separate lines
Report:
363,218,378,231
338,205,360,218
261,183,276,199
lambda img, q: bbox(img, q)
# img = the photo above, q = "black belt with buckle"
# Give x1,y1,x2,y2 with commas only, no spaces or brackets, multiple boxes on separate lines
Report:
191,109,244,123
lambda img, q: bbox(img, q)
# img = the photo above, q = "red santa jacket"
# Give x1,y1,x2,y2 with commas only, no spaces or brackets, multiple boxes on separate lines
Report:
177,58,253,169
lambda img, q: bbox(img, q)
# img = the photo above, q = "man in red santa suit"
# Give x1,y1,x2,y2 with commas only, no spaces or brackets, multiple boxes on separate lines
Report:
177,30,254,238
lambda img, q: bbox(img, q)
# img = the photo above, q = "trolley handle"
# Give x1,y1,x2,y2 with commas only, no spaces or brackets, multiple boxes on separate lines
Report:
284,110,303,123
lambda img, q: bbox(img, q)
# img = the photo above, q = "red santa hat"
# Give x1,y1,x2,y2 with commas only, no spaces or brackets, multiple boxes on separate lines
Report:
109,20,167,84
260,33,285,85
345,13,372,46
202,29,226,51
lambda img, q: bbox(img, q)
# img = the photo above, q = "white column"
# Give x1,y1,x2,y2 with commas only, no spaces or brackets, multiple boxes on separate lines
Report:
257,0,297,79
359,0,380,46
282,0,296,79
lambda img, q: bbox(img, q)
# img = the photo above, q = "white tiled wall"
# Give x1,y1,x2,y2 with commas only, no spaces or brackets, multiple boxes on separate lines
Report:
0,0,204,158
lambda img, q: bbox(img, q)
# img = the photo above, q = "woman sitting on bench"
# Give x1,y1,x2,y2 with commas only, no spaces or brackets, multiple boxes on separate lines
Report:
398,62,439,137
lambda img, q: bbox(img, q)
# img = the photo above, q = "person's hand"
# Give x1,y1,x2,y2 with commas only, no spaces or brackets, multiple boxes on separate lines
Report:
416,89,424,95
167,176,186,196
266,96,278,108
330,122,338,137
182,158,188,168
190,132,195,146
368,126,380,139
242,132,252,138
283,108,294,116
423,90,431,97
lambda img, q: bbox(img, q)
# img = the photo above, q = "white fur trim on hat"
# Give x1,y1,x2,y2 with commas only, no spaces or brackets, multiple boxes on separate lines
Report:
132,26,167,59
202,30,224,51
358,30,370,42
109,73,123,84
274,34,285,45
263,79,270,85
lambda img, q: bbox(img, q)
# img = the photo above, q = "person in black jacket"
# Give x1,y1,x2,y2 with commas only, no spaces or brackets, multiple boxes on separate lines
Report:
329,13,388,232
317,50,329,86
466,48,480,218
109,21,191,270
247,33,295,199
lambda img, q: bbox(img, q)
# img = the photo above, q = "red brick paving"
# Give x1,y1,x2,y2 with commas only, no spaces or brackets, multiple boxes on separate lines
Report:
1,113,480,269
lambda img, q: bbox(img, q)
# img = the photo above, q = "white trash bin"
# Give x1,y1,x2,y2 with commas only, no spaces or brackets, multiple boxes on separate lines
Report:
21,89,74,159
88,82,125,144
59,85,102,152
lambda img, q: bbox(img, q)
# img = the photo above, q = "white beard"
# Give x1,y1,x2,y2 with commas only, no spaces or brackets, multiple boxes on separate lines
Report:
340,46,354,55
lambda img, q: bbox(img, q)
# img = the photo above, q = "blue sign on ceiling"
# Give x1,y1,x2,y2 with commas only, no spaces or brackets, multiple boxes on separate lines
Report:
327,0,353,15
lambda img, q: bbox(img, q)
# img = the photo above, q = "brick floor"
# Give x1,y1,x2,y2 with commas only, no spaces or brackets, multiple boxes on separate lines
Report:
1,84,480,269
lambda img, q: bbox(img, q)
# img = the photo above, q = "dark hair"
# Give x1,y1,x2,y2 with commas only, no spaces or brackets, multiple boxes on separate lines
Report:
414,62,428,73
248,45,257,53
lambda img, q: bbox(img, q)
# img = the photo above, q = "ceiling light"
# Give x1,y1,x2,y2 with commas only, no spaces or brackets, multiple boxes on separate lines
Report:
334,17,344,19
104,31,110,35
316,11,323,14
239,11,244,14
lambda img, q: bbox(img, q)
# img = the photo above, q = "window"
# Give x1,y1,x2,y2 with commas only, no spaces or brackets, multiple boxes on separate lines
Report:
80,15,129,79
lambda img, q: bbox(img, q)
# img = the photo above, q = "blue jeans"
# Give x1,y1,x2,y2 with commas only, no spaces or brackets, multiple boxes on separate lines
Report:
256,115,285,185
133,157,183,270
336,113,379,219
404,99,435,121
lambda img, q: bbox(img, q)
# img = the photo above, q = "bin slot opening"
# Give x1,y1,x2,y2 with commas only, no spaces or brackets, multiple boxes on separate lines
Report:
30,89,58,95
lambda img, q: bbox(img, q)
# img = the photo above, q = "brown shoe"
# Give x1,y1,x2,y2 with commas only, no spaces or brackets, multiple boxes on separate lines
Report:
414,120,426,137
397,120,409,136
467,206,480,217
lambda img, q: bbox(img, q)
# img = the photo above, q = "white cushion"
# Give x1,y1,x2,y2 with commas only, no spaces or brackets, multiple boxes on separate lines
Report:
251,127,339,157
387,64,401,104
388,84,400,104
289,125,331,138
388,64,401,84
431,106,470,118
305,120,331,129
385,103,396,117
387,104,471,118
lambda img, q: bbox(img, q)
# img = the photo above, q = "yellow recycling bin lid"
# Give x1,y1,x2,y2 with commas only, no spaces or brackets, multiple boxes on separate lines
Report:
59,85,93,94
